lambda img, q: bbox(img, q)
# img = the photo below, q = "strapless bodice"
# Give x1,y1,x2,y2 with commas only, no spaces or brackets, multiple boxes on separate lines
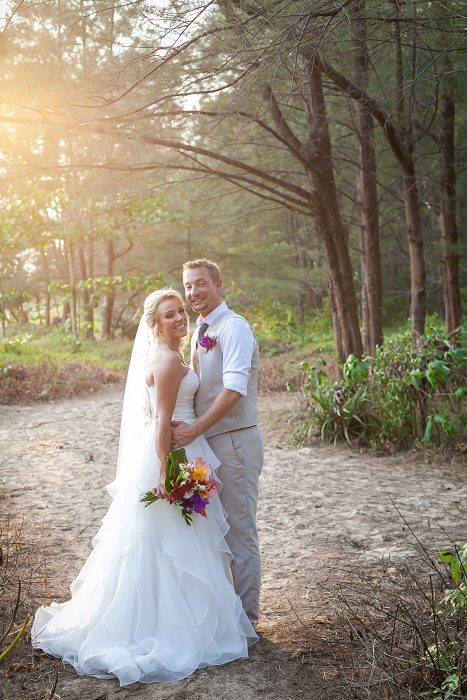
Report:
147,368,199,422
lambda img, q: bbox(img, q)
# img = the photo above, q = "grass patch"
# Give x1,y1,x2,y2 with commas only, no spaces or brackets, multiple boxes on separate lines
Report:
0,327,130,403
0,327,132,371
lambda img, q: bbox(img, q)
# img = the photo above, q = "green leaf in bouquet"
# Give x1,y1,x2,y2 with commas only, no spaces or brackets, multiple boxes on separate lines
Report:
165,448,188,492
140,491,159,507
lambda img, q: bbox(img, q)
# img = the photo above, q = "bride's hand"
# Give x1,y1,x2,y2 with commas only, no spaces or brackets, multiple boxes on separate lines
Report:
154,478,167,499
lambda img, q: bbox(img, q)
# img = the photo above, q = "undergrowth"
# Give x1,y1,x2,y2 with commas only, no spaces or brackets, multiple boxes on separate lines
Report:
294,325,466,449
330,517,467,699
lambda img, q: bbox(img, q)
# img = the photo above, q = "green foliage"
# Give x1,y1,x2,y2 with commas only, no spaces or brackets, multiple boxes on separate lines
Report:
0,334,32,356
0,327,132,371
296,355,374,445
295,323,466,448
49,272,163,306
416,544,467,700
247,298,334,356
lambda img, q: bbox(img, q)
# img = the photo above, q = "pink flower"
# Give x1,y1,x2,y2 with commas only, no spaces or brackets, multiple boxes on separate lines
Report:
191,457,212,477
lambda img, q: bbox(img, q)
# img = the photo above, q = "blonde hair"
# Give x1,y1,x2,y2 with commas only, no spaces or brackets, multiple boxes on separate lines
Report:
143,288,189,350
182,258,221,283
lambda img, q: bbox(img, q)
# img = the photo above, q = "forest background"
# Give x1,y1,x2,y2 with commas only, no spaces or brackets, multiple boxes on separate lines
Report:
0,0,465,442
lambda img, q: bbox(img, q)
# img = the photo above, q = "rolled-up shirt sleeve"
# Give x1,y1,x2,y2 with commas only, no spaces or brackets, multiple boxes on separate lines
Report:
218,318,256,396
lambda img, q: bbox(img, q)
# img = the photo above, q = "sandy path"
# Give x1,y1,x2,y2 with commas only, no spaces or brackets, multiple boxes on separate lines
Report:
0,389,466,700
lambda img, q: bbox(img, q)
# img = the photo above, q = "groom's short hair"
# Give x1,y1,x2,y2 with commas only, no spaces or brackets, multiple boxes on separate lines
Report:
183,259,221,284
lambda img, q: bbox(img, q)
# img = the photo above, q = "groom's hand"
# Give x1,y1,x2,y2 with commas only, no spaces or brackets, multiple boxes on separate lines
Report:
171,420,196,448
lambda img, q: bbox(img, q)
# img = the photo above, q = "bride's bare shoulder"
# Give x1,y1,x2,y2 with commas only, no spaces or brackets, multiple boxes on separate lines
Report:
147,346,183,379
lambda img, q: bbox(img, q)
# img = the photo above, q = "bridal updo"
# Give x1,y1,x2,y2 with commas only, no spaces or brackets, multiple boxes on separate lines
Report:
143,288,188,347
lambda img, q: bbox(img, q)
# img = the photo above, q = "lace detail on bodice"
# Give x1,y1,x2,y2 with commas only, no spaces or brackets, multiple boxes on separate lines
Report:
146,368,199,422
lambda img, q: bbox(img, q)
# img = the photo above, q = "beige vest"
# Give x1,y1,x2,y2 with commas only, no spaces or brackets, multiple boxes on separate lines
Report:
193,309,259,438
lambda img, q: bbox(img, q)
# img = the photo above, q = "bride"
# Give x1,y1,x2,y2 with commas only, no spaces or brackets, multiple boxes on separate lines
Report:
32,288,257,686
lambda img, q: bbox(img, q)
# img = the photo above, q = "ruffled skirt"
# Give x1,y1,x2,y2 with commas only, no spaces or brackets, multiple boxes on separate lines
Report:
31,422,257,686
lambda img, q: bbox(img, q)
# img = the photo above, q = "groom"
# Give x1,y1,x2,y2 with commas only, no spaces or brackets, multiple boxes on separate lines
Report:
172,259,263,624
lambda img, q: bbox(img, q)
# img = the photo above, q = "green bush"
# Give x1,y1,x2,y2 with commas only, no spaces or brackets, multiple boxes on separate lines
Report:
416,544,467,700
295,325,466,448
297,357,374,444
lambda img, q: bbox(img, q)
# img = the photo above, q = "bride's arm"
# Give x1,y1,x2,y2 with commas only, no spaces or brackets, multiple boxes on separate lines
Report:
149,352,184,498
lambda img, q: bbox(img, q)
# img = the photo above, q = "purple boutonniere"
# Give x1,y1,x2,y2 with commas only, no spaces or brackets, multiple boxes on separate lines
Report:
200,334,217,351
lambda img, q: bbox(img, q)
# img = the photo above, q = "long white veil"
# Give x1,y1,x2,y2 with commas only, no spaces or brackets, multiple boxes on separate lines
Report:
115,315,154,479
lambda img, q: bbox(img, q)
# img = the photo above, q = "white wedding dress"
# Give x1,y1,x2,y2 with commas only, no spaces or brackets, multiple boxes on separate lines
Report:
32,369,257,686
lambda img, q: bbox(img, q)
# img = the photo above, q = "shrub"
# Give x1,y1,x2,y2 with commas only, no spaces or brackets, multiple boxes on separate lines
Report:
297,357,374,444
416,544,467,699
295,326,466,448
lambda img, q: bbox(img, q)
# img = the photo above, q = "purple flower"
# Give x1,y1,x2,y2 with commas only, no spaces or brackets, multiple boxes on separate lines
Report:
200,334,217,351
185,493,210,513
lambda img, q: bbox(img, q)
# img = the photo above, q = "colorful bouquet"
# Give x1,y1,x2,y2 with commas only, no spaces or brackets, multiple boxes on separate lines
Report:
140,448,217,526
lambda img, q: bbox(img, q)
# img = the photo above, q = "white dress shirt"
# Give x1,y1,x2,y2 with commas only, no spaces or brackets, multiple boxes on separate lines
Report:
196,302,256,396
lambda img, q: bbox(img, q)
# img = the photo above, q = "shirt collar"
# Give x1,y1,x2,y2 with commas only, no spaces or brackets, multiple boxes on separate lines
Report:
196,301,228,326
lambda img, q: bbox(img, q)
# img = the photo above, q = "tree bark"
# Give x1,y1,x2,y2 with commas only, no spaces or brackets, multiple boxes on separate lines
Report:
392,4,425,337
403,170,426,337
62,301,70,324
102,238,115,339
66,240,78,340
39,248,51,328
352,0,383,355
78,241,94,339
329,280,345,364
439,88,461,333
302,60,363,359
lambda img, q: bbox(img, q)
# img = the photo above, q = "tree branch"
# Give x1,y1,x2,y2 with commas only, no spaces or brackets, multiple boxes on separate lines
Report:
262,83,305,161
314,53,413,173
134,131,314,204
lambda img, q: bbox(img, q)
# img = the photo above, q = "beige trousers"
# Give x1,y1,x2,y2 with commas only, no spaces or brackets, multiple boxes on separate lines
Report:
207,426,263,624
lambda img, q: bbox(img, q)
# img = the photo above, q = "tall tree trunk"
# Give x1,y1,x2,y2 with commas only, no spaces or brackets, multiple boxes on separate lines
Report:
62,301,70,324
78,241,94,339
329,280,345,364
392,1,405,121
403,171,426,337
318,30,427,340
44,288,51,328
15,300,29,324
353,0,383,355
35,294,42,325
1,302,6,337
88,238,94,277
303,60,363,359
39,248,51,327
392,4,426,337
56,240,70,323
439,86,461,333
102,238,115,339
66,240,78,339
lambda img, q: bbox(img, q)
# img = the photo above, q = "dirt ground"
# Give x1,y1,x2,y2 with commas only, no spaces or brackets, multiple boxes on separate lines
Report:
0,388,466,700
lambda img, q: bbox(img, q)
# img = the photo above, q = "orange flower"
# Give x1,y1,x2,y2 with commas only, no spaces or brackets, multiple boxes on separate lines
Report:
191,465,208,483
